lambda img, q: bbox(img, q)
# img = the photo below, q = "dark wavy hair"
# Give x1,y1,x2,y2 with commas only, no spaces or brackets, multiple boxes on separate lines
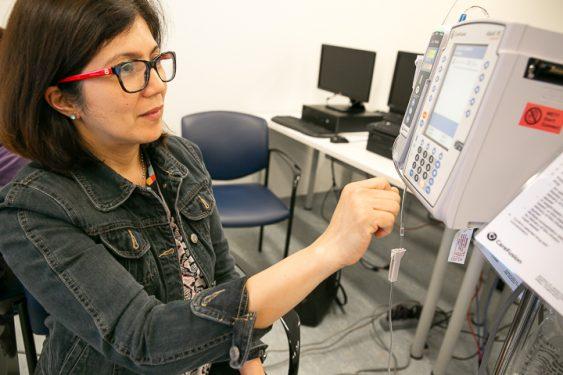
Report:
0,0,165,174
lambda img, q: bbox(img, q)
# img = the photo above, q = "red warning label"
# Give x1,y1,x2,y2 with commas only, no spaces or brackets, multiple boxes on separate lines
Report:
518,102,562,135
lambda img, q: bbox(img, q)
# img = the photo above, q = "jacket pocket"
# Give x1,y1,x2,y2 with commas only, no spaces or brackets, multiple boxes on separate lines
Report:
178,182,215,221
178,184,216,276
99,228,160,297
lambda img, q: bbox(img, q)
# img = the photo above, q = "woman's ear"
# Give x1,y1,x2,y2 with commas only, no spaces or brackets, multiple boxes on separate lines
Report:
44,86,81,120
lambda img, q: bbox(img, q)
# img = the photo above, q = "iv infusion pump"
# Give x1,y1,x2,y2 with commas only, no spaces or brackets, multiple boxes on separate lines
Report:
393,29,449,166
392,20,563,229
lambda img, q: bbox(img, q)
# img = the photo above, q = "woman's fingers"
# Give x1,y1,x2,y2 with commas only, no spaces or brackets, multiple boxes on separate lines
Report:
366,198,401,216
355,177,391,191
368,210,396,235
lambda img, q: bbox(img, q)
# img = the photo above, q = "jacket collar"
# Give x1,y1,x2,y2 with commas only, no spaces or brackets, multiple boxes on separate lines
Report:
71,143,189,212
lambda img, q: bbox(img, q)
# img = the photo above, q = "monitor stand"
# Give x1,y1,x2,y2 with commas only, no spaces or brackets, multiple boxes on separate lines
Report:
326,99,366,114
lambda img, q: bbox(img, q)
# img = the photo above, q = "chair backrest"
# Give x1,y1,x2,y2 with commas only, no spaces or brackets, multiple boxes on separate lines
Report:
181,111,269,180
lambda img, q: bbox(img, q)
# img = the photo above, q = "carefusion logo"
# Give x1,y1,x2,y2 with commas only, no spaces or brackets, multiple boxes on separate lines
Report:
487,232,523,264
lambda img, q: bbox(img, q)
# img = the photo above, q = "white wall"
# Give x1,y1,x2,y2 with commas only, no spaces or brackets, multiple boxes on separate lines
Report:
2,0,563,196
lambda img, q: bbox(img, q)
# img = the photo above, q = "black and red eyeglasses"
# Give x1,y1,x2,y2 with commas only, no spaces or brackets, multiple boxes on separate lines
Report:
58,51,176,94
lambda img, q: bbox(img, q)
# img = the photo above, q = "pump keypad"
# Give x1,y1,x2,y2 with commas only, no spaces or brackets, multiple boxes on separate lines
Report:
409,139,442,195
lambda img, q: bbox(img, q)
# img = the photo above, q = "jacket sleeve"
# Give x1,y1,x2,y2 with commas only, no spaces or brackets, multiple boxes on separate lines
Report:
0,186,266,373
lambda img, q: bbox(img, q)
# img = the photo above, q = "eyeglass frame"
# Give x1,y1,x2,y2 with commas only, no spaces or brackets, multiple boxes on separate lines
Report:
57,51,176,94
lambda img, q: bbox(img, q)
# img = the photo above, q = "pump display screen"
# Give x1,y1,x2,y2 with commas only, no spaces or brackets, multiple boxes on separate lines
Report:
425,44,487,149
421,47,438,71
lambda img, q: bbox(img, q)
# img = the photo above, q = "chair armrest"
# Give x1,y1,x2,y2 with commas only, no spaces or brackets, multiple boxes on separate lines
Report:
269,149,302,184
231,252,300,374
231,252,262,276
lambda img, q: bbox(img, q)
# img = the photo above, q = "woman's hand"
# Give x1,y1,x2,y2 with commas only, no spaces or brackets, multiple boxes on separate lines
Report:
316,177,400,268
246,177,400,329
239,358,265,375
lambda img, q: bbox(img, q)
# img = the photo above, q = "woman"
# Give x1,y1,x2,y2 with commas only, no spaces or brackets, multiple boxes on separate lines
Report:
0,1,400,374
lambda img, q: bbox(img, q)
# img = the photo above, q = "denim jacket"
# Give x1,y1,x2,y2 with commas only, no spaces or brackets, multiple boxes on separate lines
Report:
0,136,267,374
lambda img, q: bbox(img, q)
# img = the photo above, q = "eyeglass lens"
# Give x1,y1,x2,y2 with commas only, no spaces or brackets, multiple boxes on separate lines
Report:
119,52,175,92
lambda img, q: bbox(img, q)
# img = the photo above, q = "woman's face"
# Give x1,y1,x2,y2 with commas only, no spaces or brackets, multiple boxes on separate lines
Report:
75,16,166,148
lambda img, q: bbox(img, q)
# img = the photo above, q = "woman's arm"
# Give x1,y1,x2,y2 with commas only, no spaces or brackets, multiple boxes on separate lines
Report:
247,178,400,328
240,358,265,375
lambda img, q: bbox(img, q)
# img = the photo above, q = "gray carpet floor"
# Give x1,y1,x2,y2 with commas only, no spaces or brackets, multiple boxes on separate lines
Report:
225,191,511,375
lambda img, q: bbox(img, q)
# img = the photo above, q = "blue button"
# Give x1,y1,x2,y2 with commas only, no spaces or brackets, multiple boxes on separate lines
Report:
470,98,476,105
409,169,414,177
432,86,436,92
439,152,443,160
435,160,441,168
479,74,485,81
435,76,439,82
419,120,424,127
465,110,471,117
425,186,431,194
425,143,430,150
484,61,490,69
429,177,434,185
442,56,446,62
429,95,433,102
474,86,480,94
432,169,438,177
432,148,436,155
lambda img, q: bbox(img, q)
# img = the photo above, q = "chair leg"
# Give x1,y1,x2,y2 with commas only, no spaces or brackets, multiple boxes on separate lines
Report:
258,226,265,253
283,218,293,259
284,184,298,259
17,300,37,374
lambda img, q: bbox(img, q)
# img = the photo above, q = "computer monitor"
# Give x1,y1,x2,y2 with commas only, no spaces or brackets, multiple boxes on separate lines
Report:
388,51,419,114
317,44,376,113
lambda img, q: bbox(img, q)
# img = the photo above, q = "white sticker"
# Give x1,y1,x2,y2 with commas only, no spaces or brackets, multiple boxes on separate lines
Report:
475,242,522,291
448,228,475,264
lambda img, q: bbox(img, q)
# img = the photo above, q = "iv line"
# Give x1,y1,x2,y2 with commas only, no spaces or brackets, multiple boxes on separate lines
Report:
387,188,408,374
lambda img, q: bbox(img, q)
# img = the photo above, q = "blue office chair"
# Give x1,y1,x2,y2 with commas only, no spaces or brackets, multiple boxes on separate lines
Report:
181,111,301,258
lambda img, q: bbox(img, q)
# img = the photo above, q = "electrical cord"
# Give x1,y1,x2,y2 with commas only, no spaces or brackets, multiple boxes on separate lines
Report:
463,5,490,19
264,302,419,369
334,307,411,375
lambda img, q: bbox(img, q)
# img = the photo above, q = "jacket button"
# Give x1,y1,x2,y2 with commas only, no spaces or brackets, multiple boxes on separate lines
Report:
190,233,198,244
229,346,240,362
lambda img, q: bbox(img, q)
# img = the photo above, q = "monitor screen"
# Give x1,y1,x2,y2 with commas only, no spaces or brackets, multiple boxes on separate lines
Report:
388,51,419,114
425,44,488,149
317,45,376,103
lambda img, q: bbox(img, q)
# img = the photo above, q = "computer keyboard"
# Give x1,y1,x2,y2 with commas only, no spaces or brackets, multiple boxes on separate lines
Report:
271,116,334,137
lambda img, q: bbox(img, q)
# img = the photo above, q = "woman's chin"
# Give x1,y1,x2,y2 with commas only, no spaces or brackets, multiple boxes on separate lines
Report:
139,121,165,143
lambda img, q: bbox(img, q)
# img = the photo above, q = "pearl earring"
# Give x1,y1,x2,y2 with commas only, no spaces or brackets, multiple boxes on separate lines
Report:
69,114,77,120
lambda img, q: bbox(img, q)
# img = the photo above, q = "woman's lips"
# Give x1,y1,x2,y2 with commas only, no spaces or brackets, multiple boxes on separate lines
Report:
140,105,163,120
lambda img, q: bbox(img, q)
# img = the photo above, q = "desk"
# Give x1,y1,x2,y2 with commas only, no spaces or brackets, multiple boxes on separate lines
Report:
268,120,404,210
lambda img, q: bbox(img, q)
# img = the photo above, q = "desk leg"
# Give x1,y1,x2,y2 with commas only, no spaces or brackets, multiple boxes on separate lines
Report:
433,249,486,375
304,149,319,210
411,227,457,359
